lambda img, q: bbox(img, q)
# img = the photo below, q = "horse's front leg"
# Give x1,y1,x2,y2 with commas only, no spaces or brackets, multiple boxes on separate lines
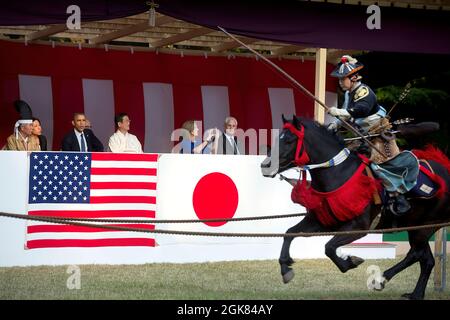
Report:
279,213,324,283
325,234,366,273
324,209,371,273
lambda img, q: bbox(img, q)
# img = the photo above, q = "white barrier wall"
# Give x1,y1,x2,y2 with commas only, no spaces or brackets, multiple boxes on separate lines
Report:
0,151,384,267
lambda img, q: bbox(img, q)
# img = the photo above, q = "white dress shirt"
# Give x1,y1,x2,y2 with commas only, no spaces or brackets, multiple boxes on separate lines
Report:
74,129,87,151
108,130,143,153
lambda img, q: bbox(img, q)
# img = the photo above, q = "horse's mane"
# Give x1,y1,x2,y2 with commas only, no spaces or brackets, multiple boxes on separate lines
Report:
296,117,345,147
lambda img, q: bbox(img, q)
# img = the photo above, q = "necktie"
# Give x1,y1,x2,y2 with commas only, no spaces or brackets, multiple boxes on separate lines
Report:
80,133,87,152
231,137,239,155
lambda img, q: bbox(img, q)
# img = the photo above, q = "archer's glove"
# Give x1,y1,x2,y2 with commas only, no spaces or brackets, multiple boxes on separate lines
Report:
327,122,339,131
329,107,351,119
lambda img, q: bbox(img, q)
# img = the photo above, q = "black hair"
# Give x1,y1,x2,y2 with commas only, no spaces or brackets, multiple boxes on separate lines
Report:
115,112,128,127
32,117,41,125
73,112,85,120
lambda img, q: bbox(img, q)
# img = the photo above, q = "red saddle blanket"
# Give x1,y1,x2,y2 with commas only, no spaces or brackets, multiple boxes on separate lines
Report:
291,145,449,227
291,162,380,227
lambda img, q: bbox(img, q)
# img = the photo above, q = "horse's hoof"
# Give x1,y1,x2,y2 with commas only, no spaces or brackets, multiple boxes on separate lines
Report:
372,276,387,291
350,256,365,267
401,293,423,300
401,293,412,299
282,269,295,284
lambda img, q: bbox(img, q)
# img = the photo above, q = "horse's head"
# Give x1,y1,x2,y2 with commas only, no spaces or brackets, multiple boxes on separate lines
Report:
261,115,344,178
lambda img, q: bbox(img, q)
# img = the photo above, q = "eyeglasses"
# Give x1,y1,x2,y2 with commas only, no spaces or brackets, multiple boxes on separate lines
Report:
226,124,237,128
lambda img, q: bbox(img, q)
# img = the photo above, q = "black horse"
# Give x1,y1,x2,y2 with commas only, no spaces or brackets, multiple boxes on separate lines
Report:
261,115,450,300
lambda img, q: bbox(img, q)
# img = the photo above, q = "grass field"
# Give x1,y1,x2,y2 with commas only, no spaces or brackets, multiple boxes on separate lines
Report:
0,258,449,300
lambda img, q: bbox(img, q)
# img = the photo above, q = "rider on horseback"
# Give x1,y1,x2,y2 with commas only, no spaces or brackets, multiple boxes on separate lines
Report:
328,55,414,216
327,55,386,133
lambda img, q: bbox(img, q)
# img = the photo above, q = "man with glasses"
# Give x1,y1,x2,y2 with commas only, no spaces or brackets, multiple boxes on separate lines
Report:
215,116,243,155
108,113,143,153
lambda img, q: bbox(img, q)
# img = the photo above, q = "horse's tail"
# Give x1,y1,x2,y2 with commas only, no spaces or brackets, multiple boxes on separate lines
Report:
412,144,450,174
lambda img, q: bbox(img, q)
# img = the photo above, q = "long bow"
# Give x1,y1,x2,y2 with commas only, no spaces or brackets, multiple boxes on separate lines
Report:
218,26,387,159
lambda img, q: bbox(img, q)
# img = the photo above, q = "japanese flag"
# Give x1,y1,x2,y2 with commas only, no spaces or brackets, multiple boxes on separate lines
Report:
155,154,314,261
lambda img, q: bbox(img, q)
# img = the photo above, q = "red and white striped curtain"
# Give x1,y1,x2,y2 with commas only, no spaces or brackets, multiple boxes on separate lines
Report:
0,40,337,153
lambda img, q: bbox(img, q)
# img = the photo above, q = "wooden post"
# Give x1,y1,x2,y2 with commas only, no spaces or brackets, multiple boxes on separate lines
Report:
444,228,447,290
434,228,447,291
314,48,327,124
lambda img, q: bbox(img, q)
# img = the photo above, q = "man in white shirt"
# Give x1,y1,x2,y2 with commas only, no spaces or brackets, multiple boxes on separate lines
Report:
108,113,143,153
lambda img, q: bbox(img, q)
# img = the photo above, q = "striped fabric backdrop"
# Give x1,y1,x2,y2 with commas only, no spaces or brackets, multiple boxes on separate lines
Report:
0,40,337,153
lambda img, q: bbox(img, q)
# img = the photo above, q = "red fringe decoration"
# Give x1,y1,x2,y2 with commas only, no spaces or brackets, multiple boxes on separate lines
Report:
291,164,381,226
419,165,447,199
413,144,450,198
412,144,450,174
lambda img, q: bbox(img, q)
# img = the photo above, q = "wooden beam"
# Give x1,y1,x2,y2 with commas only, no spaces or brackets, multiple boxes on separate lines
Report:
327,49,363,64
149,27,213,48
25,24,67,41
212,37,258,53
434,228,447,291
272,45,306,56
89,15,175,45
316,0,449,10
314,48,327,124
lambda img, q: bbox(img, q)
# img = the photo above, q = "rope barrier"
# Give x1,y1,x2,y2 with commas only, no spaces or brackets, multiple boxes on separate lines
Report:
0,212,307,224
1,211,449,238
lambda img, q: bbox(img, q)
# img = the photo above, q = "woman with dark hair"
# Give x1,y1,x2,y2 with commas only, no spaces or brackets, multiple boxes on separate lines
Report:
32,117,48,151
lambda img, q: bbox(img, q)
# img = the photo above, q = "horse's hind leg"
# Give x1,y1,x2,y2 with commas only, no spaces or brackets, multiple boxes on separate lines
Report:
378,244,433,300
279,214,323,284
380,230,436,300
381,247,422,285
402,244,434,300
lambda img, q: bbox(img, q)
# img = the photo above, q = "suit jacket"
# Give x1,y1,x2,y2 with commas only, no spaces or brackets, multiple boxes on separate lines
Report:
216,133,244,155
5,134,40,151
37,135,47,151
61,129,104,152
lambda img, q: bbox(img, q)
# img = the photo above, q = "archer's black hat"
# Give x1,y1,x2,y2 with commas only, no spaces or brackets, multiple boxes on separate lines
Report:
330,55,364,79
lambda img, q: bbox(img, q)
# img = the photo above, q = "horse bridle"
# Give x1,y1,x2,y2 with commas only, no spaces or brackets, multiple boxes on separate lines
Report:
283,122,351,171
283,123,310,167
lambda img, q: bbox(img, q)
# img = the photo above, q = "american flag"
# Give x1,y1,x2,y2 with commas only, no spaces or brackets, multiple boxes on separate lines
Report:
26,152,158,249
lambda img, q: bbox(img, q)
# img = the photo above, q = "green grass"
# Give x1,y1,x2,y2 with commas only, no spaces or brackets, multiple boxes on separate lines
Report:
0,258,449,300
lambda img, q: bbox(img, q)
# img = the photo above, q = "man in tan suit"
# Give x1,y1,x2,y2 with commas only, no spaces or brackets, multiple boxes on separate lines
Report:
5,100,41,151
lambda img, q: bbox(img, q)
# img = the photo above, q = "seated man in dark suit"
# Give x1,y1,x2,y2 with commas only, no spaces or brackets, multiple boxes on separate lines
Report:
215,116,244,155
61,113,104,152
